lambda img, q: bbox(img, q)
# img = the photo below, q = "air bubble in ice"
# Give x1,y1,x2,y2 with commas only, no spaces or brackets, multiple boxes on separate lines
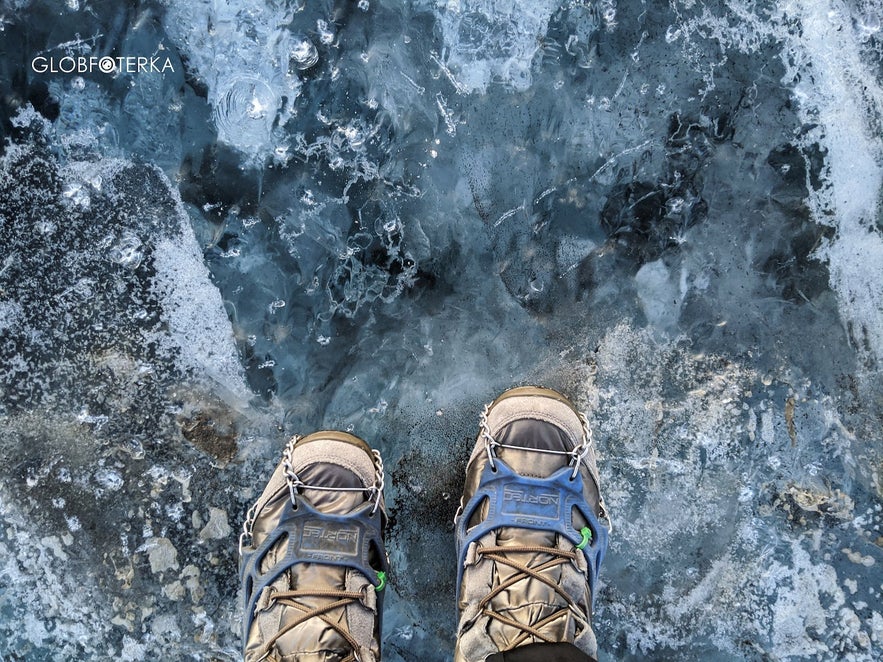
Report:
94,468,124,491
358,0,369,11
860,12,881,36
62,182,90,207
394,625,414,641
214,77,278,153
289,35,319,71
73,278,94,298
247,96,268,119
665,26,681,43
339,124,364,148
71,76,85,90
316,20,334,45
273,145,291,165
601,3,617,30
120,439,144,460
76,409,108,428
108,233,144,270
666,197,685,214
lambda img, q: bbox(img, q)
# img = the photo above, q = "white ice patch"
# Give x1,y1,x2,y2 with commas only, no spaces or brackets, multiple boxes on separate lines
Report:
634,259,684,334
161,0,303,160
766,542,845,658
0,300,22,333
119,635,147,661
148,182,251,405
590,323,877,658
433,0,561,93
151,237,249,402
0,520,108,656
784,0,883,365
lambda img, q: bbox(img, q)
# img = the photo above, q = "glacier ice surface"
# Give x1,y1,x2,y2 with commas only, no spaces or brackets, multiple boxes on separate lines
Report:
0,0,881,660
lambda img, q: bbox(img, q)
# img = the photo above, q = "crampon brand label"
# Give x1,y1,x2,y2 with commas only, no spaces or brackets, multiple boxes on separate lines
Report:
300,520,361,557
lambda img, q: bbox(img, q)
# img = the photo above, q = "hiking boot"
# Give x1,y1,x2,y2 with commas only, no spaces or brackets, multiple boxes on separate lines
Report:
454,387,611,662
239,431,389,662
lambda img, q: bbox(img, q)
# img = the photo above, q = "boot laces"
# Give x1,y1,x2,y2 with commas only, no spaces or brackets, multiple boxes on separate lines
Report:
254,587,367,662
475,542,590,647
471,403,603,645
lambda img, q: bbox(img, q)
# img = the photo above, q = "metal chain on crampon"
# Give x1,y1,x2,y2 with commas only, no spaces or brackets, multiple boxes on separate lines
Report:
281,435,385,514
569,412,594,477
578,411,612,531
479,403,499,469
240,434,385,554
239,500,259,556
478,401,612,532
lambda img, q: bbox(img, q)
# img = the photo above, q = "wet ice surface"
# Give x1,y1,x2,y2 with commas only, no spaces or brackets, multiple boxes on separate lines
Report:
0,0,882,660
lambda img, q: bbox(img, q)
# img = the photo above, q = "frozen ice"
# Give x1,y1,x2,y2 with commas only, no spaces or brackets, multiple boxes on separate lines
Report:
431,0,562,93
0,0,882,660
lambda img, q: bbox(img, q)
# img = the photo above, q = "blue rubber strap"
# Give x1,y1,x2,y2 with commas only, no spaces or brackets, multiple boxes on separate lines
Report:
455,460,608,603
239,495,388,652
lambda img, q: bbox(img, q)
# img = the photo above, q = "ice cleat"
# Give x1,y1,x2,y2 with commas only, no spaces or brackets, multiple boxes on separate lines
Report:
239,431,389,662
454,387,611,662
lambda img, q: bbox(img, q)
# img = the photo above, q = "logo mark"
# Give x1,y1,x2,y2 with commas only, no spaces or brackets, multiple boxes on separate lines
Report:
501,487,561,520
301,521,360,557
31,55,175,75
503,487,560,506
